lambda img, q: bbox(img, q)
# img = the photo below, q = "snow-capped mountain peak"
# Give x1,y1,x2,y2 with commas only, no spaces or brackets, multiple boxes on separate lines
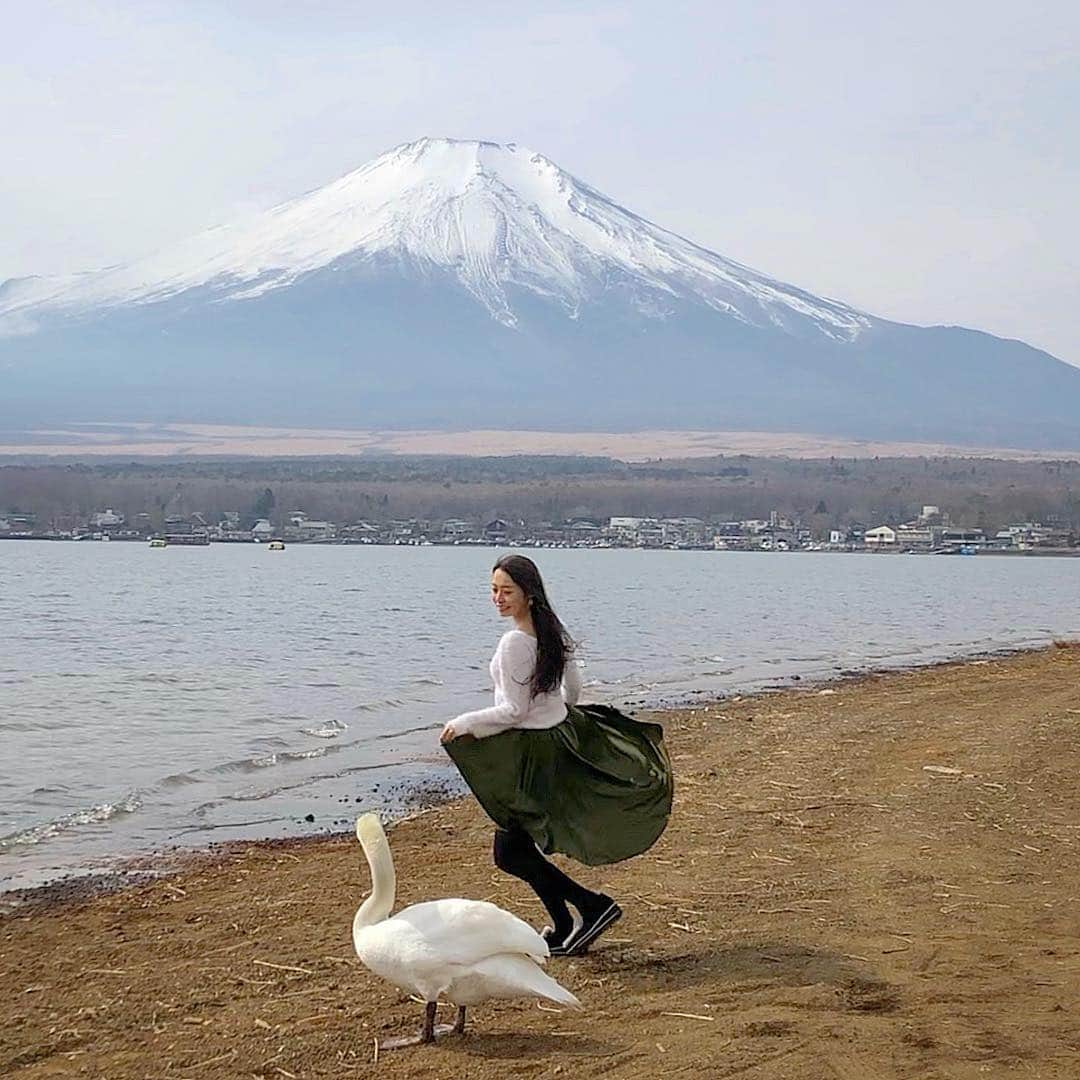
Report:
0,137,870,340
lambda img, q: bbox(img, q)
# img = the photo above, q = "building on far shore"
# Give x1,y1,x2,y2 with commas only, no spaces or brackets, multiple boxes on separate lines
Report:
864,525,898,548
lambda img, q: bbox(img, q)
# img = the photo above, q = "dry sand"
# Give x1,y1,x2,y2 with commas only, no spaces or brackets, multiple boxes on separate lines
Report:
3,645,1079,1079
3,423,1080,461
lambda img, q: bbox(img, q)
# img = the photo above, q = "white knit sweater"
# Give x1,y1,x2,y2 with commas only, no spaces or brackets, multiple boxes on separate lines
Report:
451,629,582,740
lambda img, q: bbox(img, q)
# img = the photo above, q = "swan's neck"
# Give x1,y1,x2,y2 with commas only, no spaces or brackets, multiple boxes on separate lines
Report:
353,831,397,933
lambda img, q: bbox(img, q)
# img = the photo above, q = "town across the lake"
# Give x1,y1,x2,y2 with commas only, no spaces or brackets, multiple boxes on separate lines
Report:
1,504,1076,553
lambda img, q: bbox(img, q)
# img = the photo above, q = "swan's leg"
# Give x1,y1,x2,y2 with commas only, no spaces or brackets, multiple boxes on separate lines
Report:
420,1001,437,1043
378,1001,439,1051
432,1003,466,1038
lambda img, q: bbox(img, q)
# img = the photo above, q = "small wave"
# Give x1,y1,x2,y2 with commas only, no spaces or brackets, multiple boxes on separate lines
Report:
354,698,408,713
0,793,142,850
371,721,440,742
250,736,290,749
224,746,332,772
160,772,201,788
301,719,348,739
411,677,444,686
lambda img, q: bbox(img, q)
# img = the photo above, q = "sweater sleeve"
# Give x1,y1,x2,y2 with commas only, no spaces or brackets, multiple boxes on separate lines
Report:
451,633,535,739
561,656,583,707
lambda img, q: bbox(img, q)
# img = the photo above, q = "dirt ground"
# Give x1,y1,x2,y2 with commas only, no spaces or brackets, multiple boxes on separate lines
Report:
3,645,1079,1079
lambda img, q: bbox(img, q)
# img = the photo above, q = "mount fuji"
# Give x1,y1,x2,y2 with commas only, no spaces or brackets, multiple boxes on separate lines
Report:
3,137,1079,449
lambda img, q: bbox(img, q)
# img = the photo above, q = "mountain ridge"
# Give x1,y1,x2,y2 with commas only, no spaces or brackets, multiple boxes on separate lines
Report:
0,137,870,340
2,137,1079,451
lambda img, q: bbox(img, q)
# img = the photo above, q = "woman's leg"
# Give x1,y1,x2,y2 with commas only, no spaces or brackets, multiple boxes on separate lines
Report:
493,827,609,941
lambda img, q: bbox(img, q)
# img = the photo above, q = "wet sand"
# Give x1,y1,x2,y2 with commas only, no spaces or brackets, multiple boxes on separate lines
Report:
3,645,1079,1078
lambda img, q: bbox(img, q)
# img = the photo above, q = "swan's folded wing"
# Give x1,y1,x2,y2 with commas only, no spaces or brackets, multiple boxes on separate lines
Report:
394,898,548,966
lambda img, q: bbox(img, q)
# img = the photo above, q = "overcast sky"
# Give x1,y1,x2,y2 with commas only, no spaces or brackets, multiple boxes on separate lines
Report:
3,0,1078,364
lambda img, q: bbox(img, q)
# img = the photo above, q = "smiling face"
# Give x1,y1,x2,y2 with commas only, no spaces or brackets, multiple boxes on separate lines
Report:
491,567,530,621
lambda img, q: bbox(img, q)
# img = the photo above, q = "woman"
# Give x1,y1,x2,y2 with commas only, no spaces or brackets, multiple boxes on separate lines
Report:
441,554,673,957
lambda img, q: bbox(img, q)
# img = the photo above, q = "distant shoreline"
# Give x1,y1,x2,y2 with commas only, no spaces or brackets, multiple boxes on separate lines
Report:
2,534,1078,556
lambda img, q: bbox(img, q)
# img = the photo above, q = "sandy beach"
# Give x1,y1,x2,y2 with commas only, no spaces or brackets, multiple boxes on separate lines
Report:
3,644,1079,1079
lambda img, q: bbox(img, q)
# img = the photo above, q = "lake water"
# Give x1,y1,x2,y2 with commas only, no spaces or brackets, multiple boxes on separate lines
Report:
1,541,1077,891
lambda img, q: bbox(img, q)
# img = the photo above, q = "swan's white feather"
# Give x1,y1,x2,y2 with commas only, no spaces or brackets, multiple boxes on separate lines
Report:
437,954,581,1008
392,898,548,965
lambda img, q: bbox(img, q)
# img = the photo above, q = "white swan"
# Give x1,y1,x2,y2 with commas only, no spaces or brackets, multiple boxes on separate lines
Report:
351,813,581,1048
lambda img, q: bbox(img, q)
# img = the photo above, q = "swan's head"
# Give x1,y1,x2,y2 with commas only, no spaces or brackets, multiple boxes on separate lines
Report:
356,812,388,853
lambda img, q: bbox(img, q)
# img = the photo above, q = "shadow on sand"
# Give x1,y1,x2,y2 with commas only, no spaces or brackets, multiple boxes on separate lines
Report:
444,1030,616,1061
584,940,900,1012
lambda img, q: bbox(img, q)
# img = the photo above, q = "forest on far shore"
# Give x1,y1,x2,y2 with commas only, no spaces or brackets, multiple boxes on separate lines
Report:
2,453,1079,534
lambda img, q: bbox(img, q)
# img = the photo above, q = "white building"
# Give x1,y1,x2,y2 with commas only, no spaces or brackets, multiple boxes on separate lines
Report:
90,508,124,529
864,525,898,547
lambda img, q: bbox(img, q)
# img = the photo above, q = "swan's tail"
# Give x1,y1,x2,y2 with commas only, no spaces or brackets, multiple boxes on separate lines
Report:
533,968,582,1009
471,955,582,1009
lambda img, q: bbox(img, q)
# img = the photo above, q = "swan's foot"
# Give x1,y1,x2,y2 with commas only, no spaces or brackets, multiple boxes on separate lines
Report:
378,1003,466,1051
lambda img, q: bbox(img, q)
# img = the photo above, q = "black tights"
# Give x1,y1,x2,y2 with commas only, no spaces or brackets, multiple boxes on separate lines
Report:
493,827,603,937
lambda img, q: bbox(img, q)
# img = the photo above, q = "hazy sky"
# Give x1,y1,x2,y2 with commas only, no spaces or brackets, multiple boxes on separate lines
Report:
4,1,1078,363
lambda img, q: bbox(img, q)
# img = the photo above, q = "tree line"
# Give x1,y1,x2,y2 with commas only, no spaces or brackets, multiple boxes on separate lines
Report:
2,453,1079,534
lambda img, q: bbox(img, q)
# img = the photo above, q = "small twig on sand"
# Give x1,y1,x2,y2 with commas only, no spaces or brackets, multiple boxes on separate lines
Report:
254,960,315,976
208,939,257,956
629,892,666,910
190,1049,237,1069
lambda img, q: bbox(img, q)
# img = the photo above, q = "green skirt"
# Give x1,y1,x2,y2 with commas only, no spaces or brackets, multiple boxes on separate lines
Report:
444,704,673,866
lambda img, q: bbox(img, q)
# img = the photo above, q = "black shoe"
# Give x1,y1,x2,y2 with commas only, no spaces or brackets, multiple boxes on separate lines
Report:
564,897,622,956
541,911,583,957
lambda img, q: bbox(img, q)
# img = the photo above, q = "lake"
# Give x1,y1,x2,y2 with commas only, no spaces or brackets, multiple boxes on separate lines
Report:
1,541,1076,891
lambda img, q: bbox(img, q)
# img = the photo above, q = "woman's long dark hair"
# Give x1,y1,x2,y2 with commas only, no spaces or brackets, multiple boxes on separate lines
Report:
493,554,573,698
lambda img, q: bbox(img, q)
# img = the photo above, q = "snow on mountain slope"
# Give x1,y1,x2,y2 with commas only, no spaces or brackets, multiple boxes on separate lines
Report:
0,138,870,341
